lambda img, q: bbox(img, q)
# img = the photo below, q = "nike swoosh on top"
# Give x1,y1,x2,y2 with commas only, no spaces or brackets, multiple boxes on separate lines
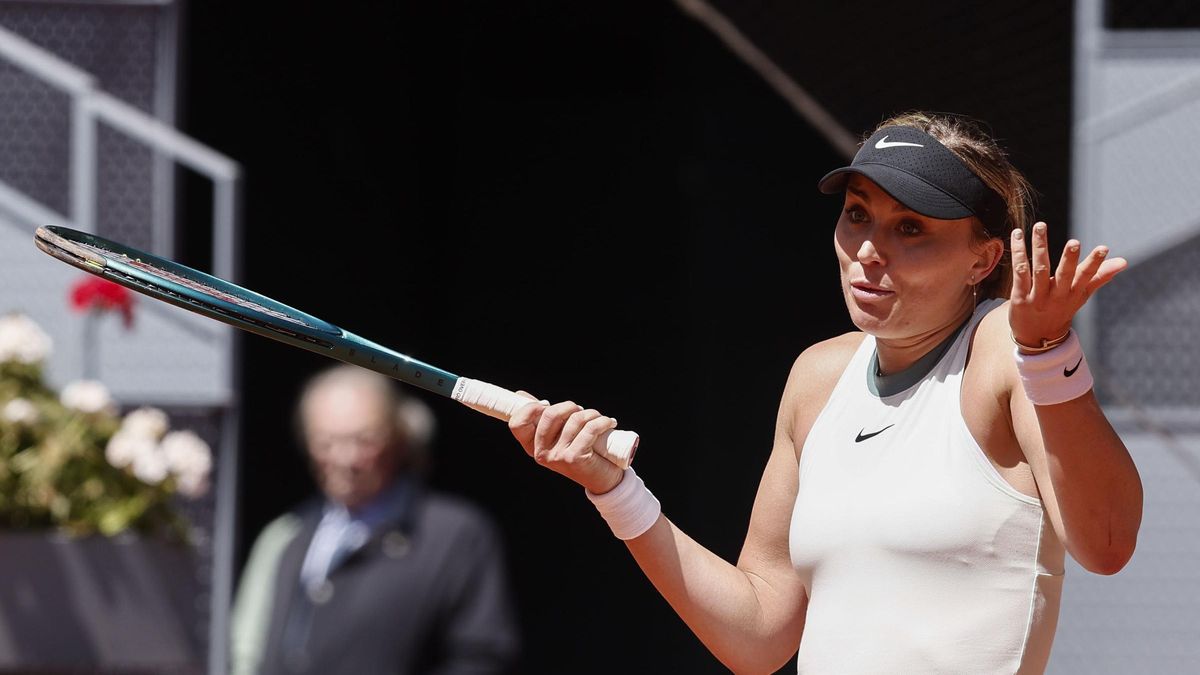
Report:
855,424,895,443
874,136,925,149
1064,357,1083,377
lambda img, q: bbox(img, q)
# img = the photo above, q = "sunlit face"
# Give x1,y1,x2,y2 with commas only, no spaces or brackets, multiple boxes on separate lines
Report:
301,382,402,510
834,175,991,340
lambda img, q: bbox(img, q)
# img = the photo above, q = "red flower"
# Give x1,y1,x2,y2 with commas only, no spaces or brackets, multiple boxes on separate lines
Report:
69,276,135,329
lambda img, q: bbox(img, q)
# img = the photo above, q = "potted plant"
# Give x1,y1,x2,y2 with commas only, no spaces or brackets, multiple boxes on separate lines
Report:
0,288,214,672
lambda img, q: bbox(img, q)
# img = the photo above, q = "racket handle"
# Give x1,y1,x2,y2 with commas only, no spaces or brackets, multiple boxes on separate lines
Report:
451,377,638,469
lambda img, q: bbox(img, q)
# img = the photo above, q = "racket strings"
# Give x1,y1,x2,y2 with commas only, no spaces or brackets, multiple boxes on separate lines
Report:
100,264,334,349
73,239,318,330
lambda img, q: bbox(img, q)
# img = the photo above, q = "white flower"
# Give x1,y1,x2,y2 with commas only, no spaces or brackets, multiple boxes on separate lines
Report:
60,380,116,415
175,470,210,498
2,398,39,425
131,445,169,485
0,313,53,364
105,431,155,469
161,430,213,497
120,407,169,440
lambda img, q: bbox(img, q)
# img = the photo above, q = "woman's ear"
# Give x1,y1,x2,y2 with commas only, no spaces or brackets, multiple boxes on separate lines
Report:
972,237,1005,281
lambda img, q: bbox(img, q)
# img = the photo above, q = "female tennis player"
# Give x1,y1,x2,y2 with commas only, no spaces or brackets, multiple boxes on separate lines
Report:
508,112,1143,673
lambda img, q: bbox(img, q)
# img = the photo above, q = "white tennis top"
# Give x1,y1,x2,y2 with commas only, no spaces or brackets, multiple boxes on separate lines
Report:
789,299,1065,674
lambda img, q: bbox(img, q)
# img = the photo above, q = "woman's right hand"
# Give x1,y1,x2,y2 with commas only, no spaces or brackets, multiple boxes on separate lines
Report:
508,394,626,495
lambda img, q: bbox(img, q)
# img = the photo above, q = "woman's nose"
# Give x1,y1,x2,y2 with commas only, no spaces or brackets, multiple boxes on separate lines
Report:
856,236,884,264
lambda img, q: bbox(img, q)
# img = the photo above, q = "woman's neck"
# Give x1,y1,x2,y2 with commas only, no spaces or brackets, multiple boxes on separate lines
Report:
874,300,976,375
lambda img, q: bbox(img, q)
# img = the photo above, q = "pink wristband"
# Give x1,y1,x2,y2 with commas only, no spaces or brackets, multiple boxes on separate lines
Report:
585,467,661,540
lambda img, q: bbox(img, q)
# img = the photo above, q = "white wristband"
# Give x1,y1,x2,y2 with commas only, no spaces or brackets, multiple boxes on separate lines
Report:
585,467,661,540
1014,330,1094,405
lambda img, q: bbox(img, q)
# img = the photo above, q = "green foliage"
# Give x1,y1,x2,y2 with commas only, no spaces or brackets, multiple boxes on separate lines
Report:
0,361,190,541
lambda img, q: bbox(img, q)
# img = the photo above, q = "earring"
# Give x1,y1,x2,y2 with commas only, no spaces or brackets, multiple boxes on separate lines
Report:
970,276,977,304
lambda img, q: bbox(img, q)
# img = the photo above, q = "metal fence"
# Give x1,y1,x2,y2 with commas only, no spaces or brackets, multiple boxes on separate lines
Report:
0,3,241,672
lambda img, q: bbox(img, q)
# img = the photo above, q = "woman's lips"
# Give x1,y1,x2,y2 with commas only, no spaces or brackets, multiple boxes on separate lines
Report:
850,282,894,301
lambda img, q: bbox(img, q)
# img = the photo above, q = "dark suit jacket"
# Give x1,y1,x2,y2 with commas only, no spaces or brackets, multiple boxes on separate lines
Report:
252,484,519,675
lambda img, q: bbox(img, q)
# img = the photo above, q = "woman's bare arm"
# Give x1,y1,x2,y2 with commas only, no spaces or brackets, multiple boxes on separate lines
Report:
507,335,859,673
1000,223,1143,573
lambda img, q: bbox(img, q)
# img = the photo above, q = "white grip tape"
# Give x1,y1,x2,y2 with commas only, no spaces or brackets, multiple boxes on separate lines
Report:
451,377,638,469
451,377,529,421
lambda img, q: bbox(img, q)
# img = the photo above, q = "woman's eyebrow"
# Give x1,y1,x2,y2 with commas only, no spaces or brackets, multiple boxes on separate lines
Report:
846,185,870,201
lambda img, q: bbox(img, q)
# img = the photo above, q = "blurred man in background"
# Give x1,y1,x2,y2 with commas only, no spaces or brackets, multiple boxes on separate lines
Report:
231,365,519,675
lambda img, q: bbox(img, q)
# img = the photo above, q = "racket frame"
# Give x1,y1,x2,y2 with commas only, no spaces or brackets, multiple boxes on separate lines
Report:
34,226,459,398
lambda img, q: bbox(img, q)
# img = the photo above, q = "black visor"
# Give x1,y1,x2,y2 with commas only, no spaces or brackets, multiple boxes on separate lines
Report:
817,126,1008,233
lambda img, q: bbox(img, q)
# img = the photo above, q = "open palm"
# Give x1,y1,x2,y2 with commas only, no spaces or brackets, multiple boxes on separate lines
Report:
1008,222,1127,349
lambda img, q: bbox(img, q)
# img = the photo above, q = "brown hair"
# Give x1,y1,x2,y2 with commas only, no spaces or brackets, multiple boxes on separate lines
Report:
872,111,1036,301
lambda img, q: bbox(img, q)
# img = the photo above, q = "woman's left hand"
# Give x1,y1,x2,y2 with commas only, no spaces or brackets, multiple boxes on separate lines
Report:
1009,221,1127,349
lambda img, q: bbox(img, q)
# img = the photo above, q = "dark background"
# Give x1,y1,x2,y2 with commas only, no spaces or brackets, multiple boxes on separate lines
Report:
179,2,1072,672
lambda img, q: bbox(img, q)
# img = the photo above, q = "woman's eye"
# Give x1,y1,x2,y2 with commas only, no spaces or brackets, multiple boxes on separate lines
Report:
845,206,868,223
898,221,922,236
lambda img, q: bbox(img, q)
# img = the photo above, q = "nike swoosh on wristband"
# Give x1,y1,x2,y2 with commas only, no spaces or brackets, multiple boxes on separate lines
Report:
1064,357,1083,377
874,136,925,149
855,424,895,443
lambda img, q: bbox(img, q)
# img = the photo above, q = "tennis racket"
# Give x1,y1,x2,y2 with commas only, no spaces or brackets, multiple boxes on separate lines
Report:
33,225,638,468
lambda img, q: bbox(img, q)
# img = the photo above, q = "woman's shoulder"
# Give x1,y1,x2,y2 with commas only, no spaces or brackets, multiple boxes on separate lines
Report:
971,299,1016,354
776,332,867,453
784,331,867,401
966,299,1020,390
795,331,866,371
